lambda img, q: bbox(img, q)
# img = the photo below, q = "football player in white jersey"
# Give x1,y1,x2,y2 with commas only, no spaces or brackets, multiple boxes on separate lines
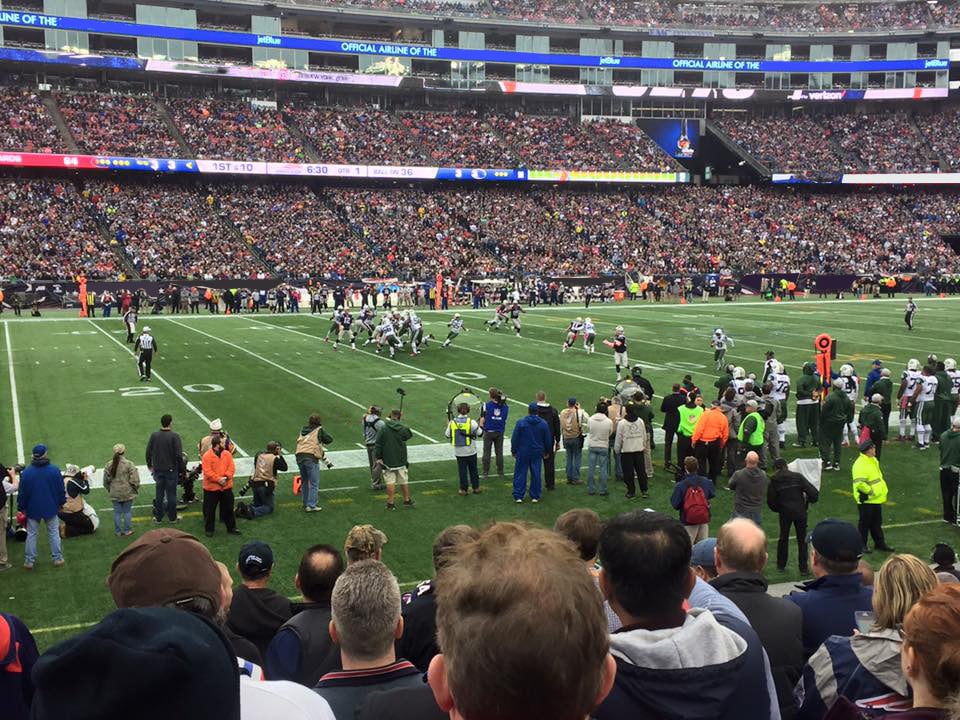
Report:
897,358,923,440
442,313,465,348
731,366,748,397
562,317,584,352
323,306,344,342
769,361,791,447
912,365,938,449
375,316,400,358
710,328,734,370
582,317,596,354
761,351,778,384
839,364,860,446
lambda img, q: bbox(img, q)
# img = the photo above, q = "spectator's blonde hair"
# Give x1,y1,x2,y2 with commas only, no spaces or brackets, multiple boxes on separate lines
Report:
872,554,937,630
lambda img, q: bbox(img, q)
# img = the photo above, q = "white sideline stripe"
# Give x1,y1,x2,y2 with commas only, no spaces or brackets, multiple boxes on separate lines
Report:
88,319,249,457
4,321,25,464
87,441,486,489
169,318,439,445
94,475,456,510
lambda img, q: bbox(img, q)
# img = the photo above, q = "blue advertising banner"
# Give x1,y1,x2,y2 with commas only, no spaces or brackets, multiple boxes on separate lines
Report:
636,119,699,159
0,11,950,73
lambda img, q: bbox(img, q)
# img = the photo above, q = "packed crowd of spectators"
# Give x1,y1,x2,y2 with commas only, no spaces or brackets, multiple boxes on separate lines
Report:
397,109,518,167
86,181,268,280
215,182,371,280
716,111,948,174
0,86,63,154
0,179,119,279
311,0,960,29
56,93,182,158
167,98,307,163
287,104,424,165
1,178,958,280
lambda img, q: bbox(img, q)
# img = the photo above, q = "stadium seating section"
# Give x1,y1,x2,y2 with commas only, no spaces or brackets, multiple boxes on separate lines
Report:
302,0,956,30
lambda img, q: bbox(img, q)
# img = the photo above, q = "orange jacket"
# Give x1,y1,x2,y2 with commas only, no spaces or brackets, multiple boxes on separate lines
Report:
202,448,235,491
691,407,729,447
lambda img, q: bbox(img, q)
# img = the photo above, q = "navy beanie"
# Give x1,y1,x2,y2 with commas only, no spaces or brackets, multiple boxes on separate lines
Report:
30,607,240,720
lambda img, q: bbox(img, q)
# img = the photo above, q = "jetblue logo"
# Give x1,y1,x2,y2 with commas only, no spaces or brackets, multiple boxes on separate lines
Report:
256,35,281,46
923,59,948,69
599,56,621,66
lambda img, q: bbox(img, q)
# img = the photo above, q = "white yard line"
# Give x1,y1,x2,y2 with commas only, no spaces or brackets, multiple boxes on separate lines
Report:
169,318,440,445
87,319,248,457
4,321,25,464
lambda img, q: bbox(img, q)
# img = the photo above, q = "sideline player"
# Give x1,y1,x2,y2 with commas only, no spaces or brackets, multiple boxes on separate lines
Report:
562,317,584,352
442,313,466,348
762,351,778,384
839,364,860,446
731,366,748,397
904,297,917,331
582,317,596,354
913,364,938,450
947,358,960,410
897,358,923,441
485,302,508,331
134,325,156,381
710,328,734,371
769,361,791,448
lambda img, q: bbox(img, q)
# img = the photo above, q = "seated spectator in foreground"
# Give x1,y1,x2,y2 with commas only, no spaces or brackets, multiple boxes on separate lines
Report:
787,519,874,657
595,510,774,720
315,560,423,718
796,554,938,720
554,508,622,632
428,522,615,720
398,524,481,673
895,584,960,720
107,529,335,719
345,524,387,564
30,608,241,720
711,519,803,720
691,537,719,581
931,543,960,581
1,612,38,720
266,544,345,686
226,540,292,659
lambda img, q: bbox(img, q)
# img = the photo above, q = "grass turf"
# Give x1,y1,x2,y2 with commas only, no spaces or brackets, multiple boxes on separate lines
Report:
2,295,959,650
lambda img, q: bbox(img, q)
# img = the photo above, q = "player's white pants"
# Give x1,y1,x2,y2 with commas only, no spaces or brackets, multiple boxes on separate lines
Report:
614,352,629,368
777,423,786,443
899,399,915,437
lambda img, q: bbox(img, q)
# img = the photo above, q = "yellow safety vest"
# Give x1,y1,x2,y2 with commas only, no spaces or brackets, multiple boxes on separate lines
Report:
450,419,472,446
852,454,888,504
737,411,765,446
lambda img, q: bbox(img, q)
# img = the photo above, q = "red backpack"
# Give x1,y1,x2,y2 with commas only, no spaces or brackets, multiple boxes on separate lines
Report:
683,481,711,525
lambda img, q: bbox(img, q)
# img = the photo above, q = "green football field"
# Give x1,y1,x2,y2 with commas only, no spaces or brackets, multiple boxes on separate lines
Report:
2,295,959,650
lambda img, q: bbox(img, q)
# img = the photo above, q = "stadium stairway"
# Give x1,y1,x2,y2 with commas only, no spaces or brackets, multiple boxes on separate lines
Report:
907,113,945,171
203,186,279,278
153,98,196,159
82,182,141,279
705,119,770,177
42,95,81,154
281,112,322,163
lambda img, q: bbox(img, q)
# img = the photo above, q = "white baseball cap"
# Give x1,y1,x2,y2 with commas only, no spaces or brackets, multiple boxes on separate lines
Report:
209,419,222,431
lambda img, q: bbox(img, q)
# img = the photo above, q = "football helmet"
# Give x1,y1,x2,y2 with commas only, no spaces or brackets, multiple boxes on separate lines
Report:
945,358,957,371
733,366,746,379
840,364,854,378
907,358,921,371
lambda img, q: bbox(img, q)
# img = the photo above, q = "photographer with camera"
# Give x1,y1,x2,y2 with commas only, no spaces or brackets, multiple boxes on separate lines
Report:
0,462,19,571
362,407,386,491
236,442,287,520
295,413,333,513
480,388,509,480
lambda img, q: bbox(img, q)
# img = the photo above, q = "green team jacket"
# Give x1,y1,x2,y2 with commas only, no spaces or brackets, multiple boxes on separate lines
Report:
795,373,819,401
858,403,886,441
821,390,854,426
375,419,413,468
871,377,893,404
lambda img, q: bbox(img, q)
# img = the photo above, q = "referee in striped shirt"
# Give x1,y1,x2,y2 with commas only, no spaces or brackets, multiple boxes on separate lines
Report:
134,326,157,381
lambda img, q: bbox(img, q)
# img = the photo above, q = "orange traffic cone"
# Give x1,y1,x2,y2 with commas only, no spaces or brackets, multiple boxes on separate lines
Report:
679,297,687,305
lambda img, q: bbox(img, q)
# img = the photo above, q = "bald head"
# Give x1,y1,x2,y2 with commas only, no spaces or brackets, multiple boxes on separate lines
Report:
744,451,760,468
715,519,768,575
